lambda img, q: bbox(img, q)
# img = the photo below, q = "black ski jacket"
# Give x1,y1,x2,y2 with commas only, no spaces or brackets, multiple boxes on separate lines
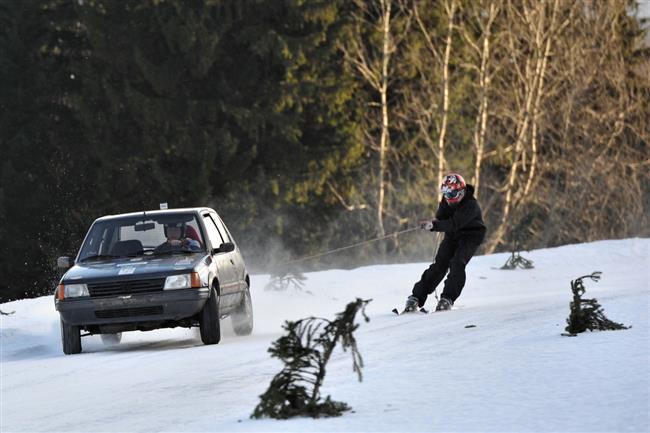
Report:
431,184,486,242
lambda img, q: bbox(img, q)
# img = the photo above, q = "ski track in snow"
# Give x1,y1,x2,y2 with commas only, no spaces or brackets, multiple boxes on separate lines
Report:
1,238,649,432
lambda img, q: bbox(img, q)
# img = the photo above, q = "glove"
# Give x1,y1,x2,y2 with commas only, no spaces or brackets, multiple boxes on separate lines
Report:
419,220,434,231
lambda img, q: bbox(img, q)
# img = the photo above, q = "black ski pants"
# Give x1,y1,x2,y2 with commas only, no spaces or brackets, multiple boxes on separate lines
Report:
412,235,482,306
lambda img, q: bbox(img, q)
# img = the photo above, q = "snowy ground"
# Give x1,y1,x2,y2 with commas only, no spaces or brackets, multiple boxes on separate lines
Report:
1,238,649,433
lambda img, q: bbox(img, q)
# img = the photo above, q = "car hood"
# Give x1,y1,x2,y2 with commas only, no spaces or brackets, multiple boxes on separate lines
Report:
63,253,208,284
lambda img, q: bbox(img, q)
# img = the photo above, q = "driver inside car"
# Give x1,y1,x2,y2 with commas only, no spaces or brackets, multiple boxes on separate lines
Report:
155,223,202,253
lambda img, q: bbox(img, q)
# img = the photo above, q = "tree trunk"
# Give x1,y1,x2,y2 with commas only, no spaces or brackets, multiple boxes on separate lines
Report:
377,0,392,239
437,0,456,188
523,0,559,198
486,0,559,254
472,1,499,198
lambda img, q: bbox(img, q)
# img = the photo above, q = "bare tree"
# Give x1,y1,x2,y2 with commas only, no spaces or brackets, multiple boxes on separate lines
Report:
478,0,649,251
485,0,564,253
412,0,457,189
336,0,648,261
340,0,412,240
459,0,502,198
534,0,650,245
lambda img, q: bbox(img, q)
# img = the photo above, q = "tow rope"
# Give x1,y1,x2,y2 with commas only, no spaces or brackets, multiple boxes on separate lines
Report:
282,227,431,266
274,227,444,301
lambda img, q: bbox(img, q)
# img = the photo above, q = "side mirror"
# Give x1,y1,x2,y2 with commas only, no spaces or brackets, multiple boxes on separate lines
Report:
220,242,235,253
212,242,235,255
57,256,73,270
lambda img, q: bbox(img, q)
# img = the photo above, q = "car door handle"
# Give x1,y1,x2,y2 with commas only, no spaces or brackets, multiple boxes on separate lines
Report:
230,259,235,265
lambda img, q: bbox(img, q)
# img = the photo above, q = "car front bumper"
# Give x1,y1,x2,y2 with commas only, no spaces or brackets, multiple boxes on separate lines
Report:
56,288,210,326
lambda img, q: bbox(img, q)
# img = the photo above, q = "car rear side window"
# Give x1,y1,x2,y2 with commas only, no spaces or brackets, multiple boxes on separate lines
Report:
202,215,224,247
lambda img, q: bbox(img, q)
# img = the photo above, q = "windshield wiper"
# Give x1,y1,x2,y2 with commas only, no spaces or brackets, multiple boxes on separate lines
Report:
79,254,116,262
124,250,150,258
153,249,200,256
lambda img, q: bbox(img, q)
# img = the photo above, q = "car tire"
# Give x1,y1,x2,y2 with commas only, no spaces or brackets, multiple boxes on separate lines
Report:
199,287,221,345
61,319,82,355
100,333,122,345
231,287,253,336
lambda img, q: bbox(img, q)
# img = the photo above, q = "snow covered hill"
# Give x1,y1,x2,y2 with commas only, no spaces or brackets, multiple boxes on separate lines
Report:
1,238,649,432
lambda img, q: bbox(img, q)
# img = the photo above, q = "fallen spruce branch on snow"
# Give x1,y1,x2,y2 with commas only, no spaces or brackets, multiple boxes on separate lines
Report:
500,250,534,270
563,271,629,336
500,235,534,270
251,298,371,419
264,268,307,291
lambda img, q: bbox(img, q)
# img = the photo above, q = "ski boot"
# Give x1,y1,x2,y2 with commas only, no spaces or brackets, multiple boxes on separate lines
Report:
435,297,453,311
404,295,420,313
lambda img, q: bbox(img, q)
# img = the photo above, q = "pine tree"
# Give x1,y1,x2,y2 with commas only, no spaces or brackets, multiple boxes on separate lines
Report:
0,0,89,300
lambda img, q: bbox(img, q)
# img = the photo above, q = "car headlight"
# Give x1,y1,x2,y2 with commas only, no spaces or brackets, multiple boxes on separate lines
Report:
64,283,89,298
164,274,192,290
164,272,202,289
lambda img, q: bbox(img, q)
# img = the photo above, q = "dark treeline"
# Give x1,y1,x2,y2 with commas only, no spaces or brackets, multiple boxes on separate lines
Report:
1,0,648,302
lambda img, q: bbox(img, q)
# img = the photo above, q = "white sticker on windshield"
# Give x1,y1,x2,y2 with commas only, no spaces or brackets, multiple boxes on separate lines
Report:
118,267,136,275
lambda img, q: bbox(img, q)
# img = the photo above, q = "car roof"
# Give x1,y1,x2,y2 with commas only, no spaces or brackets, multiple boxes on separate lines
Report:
94,207,216,222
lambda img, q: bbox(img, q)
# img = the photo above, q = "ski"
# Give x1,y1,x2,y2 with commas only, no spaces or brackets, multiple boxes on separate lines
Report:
392,307,429,315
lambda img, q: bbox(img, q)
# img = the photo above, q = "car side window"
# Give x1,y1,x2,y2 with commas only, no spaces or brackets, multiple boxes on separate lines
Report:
211,214,232,243
219,217,236,244
202,215,224,248
102,227,118,256
83,226,107,257
208,214,229,244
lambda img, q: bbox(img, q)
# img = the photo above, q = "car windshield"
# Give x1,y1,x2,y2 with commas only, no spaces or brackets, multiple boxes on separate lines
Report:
78,213,206,262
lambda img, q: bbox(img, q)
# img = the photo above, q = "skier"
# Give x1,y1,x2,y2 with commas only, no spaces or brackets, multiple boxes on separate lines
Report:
404,173,486,312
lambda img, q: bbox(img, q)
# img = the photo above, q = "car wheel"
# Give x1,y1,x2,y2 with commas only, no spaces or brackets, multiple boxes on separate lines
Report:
100,333,122,345
231,286,253,336
199,287,221,345
60,319,82,355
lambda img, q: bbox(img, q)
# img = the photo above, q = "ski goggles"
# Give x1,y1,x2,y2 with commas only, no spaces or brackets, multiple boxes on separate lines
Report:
441,185,461,200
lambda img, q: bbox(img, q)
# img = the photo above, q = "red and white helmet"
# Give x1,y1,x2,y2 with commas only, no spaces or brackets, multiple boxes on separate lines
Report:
440,173,466,204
